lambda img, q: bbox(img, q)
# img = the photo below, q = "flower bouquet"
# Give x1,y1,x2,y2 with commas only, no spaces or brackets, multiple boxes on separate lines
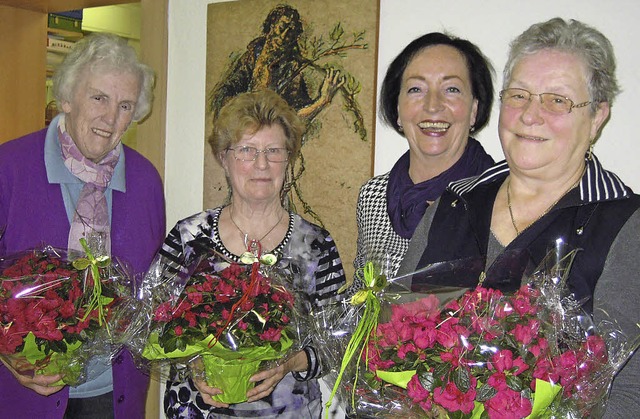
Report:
0,242,132,385
320,249,639,418
134,250,297,404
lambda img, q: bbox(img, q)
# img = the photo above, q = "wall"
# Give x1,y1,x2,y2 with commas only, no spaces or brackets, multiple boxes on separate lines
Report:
374,0,640,191
164,0,211,227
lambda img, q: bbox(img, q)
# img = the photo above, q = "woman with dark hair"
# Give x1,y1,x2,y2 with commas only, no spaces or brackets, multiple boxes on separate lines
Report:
355,32,495,278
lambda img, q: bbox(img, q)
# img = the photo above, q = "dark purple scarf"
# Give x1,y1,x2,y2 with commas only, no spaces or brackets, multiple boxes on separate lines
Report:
387,137,494,239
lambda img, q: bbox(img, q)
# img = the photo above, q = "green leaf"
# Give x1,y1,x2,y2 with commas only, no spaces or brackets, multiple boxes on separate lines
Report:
175,336,187,352
506,374,523,392
417,369,435,391
372,274,387,291
48,339,68,354
476,383,497,402
434,362,450,379
98,295,114,306
453,367,471,392
404,351,418,363
330,23,344,41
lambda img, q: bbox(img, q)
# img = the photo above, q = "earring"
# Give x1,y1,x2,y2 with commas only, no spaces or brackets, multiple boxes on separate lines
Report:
587,141,595,160
398,125,404,133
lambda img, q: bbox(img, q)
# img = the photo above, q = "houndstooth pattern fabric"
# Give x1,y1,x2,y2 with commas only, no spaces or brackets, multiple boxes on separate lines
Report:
354,172,410,281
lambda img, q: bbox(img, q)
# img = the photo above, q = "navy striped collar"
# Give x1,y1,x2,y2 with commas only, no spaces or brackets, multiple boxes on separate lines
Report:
449,154,630,204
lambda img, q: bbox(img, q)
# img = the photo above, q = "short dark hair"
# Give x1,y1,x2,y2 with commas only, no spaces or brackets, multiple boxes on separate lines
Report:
379,32,494,135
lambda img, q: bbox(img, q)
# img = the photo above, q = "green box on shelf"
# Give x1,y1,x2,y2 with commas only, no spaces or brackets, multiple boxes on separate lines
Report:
48,14,82,33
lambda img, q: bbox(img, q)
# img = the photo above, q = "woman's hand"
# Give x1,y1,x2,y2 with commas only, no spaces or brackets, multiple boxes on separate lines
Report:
0,356,64,396
189,357,229,408
246,350,308,402
191,376,230,409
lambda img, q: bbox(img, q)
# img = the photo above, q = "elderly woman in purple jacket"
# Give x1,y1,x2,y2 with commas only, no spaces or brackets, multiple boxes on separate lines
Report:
0,33,165,419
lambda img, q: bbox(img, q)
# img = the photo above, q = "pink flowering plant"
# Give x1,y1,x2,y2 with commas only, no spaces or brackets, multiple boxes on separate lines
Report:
0,244,130,385
138,254,297,404
323,250,636,418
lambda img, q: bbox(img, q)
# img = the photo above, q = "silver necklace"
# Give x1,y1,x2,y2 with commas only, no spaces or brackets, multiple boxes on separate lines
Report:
229,209,284,248
506,175,581,236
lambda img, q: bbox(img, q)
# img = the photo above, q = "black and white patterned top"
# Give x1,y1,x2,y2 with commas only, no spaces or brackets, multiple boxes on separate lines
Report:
157,206,346,418
354,172,409,280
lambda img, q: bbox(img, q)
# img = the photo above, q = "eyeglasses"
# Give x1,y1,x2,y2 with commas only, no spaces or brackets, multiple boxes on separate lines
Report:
499,88,591,114
226,146,290,162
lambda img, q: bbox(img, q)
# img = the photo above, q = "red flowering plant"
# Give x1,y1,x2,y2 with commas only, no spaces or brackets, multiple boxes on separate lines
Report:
134,250,297,404
0,243,132,385
320,248,638,418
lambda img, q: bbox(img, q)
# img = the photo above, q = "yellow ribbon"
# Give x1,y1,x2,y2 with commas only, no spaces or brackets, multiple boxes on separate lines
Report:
72,238,111,329
325,262,387,417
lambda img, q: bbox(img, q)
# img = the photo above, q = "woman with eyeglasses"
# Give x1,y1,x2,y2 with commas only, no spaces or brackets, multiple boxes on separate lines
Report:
399,18,639,415
157,89,347,418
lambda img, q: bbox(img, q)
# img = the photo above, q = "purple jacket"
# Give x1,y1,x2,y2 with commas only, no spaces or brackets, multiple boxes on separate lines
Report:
0,127,166,418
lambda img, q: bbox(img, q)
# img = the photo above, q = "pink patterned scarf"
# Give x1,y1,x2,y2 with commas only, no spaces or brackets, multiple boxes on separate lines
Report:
58,116,120,257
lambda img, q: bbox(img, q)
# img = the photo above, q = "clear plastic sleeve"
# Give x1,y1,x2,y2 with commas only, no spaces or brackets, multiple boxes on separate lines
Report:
316,243,640,418
0,243,135,386
125,249,302,404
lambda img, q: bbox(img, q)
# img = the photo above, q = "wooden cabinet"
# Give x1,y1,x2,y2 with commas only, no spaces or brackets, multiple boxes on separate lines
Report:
0,6,47,144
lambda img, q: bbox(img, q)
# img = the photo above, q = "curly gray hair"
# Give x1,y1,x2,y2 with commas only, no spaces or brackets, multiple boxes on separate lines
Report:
52,32,155,122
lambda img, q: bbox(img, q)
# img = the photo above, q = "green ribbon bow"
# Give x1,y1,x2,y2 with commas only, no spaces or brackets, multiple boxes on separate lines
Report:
238,251,278,266
325,262,387,417
72,238,112,331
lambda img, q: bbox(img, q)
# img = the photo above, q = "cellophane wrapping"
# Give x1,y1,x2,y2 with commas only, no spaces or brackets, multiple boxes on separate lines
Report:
125,249,302,404
315,245,640,418
0,243,136,386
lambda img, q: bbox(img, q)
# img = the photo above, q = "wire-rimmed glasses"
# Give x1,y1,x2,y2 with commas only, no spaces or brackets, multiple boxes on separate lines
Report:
499,88,591,114
226,146,290,162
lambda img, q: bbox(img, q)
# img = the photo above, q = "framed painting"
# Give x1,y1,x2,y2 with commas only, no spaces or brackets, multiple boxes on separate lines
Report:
204,0,379,279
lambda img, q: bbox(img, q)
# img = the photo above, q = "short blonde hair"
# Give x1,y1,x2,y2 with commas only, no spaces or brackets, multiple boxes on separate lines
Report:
209,90,304,165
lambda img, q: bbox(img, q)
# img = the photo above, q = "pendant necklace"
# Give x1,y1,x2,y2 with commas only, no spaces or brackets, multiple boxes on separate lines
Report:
229,209,284,250
506,174,581,236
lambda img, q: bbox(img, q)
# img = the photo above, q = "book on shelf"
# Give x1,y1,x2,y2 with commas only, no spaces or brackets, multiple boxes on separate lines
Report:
47,36,75,53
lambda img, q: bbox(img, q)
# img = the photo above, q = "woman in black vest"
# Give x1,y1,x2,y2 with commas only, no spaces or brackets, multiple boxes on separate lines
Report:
399,18,639,416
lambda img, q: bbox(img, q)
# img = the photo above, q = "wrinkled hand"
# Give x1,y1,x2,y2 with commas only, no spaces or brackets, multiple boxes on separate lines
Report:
190,357,229,408
246,350,307,402
318,67,346,105
0,356,64,396
192,375,230,409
